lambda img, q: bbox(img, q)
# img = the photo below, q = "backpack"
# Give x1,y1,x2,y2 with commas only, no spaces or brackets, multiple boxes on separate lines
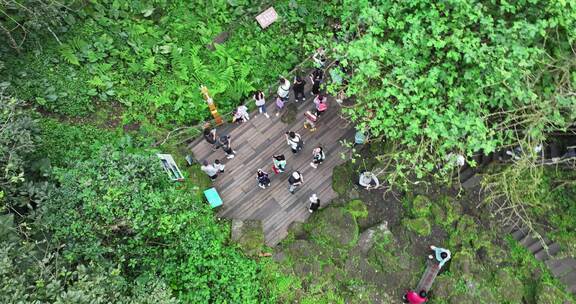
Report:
318,102,328,112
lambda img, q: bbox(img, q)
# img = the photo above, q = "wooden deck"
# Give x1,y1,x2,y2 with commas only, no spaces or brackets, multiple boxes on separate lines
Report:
189,86,355,246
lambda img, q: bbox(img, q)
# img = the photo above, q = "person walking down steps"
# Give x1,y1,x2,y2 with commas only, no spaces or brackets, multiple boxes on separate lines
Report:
253,90,269,118
272,154,286,174
308,193,320,213
256,169,271,189
277,76,291,102
310,146,325,168
285,131,304,154
201,161,219,181
288,171,303,194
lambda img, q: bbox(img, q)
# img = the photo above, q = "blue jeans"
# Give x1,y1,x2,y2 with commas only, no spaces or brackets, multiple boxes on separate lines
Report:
258,104,267,113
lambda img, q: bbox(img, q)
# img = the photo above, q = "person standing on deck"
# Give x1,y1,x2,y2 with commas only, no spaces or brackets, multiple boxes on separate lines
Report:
310,146,325,168
272,154,286,174
288,171,303,194
253,90,269,118
275,95,285,117
217,135,236,159
428,245,451,268
213,159,225,173
293,75,306,102
309,68,323,96
285,131,304,154
256,169,271,189
203,123,217,149
308,193,320,213
313,94,328,117
277,77,291,102
201,161,219,181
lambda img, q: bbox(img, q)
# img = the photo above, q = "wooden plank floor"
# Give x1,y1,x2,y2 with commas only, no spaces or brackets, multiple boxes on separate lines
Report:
189,84,355,246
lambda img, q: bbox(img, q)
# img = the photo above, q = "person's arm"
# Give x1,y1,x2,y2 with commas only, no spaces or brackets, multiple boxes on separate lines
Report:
373,176,380,188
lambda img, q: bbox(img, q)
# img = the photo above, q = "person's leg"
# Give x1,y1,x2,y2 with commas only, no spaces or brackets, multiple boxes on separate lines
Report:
289,184,295,193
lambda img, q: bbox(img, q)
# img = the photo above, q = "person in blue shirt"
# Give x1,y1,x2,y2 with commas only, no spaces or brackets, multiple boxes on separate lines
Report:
428,245,451,268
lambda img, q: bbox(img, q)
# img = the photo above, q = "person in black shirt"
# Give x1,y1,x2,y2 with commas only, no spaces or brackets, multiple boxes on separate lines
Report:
288,171,303,194
293,75,306,102
308,193,320,213
309,68,323,96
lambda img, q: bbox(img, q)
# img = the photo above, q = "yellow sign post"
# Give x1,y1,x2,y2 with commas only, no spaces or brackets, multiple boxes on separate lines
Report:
200,85,223,126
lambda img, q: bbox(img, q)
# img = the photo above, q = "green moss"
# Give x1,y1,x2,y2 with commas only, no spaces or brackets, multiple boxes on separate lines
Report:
403,218,431,236
332,162,354,195
412,195,431,218
346,200,368,219
236,221,266,256
308,207,359,249
493,269,524,303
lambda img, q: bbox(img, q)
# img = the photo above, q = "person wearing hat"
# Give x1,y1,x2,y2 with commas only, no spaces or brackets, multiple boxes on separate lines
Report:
288,171,303,194
308,194,320,213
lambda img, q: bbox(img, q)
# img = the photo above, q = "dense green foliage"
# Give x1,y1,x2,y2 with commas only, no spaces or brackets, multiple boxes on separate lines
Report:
335,0,576,182
2,0,339,123
37,148,263,302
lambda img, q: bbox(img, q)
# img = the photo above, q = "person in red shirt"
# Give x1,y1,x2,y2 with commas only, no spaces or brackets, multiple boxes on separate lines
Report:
403,290,428,304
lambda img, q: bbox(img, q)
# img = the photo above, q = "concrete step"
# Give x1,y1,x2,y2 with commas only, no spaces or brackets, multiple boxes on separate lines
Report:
546,258,576,277
535,242,561,261
459,168,477,184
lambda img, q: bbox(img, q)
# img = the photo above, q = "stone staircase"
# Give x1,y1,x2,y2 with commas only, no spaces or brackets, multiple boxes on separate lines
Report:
455,137,576,296
508,227,576,295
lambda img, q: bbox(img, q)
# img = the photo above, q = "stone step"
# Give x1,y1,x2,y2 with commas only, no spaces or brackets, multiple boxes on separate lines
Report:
511,228,528,241
462,174,482,189
519,233,540,247
559,271,576,293
546,258,576,277
535,242,560,261
528,237,552,254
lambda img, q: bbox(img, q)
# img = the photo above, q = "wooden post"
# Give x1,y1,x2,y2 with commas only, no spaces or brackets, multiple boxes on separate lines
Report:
200,85,223,126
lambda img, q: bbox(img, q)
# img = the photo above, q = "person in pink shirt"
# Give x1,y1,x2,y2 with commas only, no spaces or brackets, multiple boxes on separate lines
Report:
403,290,427,304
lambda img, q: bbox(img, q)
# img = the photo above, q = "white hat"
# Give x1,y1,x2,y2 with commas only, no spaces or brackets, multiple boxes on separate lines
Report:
309,194,318,202
292,172,300,179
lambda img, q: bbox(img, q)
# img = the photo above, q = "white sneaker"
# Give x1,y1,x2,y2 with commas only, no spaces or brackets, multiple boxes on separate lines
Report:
309,209,313,213
264,113,270,118
259,184,266,189
276,112,280,117
227,154,235,159
310,162,317,168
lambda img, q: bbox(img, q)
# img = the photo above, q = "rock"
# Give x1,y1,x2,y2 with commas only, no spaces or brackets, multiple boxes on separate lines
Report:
433,275,457,299
412,195,431,218
403,218,431,237
309,207,359,248
230,220,265,256
346,199,368,219
494,269,523,303
332,162,354,195
231,219,244,242
348,188,360,200
430,203,446,225
451,251,474,275
535,281,572,304
273,251,286,262
357,221,390,254
287,222,306,239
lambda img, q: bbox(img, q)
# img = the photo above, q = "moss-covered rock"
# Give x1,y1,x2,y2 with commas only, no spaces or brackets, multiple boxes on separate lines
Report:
307,207,359,249
332,162,354,195
451,250,475,275
535,281,572,304
231,220,265,256
412,195,431,218
403,218,431,237
438,195,462,227
493,269,524,303
281,103,298,123
430,203,446,224
346,200,368,219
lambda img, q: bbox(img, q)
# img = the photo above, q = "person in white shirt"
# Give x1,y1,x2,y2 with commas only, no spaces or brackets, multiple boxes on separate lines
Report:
236,104,249,121
201,161,219,181
277,77,291,102
213,159,225,173
285,131,303,154
359,171,379,189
